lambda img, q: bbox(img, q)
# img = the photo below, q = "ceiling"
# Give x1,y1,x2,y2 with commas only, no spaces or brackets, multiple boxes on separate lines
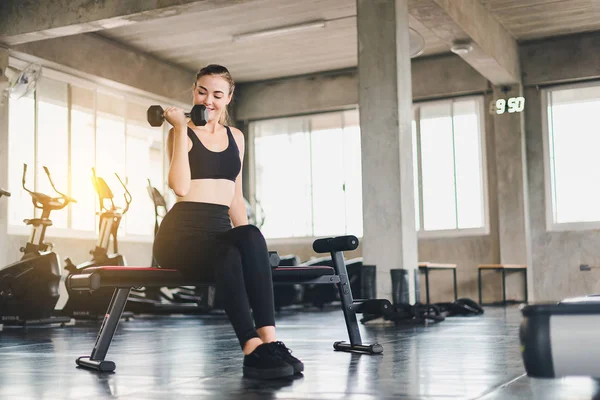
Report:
480,0,600,40
96,0,600,83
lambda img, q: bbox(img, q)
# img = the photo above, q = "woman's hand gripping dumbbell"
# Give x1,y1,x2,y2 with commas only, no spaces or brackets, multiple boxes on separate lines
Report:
147,104,209,127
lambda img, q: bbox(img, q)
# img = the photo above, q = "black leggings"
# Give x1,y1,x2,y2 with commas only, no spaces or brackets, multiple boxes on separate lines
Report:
152,201,275,348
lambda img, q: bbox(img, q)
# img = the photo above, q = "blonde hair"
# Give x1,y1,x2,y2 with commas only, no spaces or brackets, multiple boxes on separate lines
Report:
195,64,235,125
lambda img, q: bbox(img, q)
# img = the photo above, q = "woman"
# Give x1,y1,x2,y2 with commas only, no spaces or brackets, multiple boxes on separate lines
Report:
153,64,303,380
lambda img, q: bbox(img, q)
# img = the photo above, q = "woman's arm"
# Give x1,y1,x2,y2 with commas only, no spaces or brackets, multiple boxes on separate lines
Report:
165,108,191,197
229,128,248,227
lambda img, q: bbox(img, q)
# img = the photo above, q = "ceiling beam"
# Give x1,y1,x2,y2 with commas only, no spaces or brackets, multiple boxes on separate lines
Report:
409,0,521,85
0,0,253,46
10,33,195,104
520,30,600,86
235,54,488,121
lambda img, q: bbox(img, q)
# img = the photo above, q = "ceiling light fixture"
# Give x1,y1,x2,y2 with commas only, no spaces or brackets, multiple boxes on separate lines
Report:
231,18,427,59
450,40,473,55
409,28,425,58
232,20,326,42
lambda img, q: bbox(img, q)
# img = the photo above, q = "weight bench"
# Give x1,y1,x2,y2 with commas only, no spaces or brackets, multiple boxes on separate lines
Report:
68,235,386,372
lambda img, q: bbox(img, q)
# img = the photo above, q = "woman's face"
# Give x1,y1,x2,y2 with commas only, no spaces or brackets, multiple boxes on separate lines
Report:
193,74,232,123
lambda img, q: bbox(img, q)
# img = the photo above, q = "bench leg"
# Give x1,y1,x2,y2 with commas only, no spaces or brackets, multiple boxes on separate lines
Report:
523,269,528,302
453,269,458,301
331,252,383,355
425,268,430,305
502,268,507,305
478,269,482,305
76,288,131,372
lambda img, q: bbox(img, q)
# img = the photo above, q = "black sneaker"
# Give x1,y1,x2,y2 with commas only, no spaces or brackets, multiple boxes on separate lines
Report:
269,341,304,374
243,343,295,380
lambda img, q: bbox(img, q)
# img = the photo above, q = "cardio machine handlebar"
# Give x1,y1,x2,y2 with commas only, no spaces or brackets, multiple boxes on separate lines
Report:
91,168,132,215
43,166,77,205
22,163,76,211
114,172,132,214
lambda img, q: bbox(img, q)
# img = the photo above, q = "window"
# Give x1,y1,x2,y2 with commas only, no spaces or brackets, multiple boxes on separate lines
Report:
412,121,420,231
341,110,363,237
252,110,363,239
36,77,69,228
252,98,487,239
125,101,165,236
545,83,600,229
96,92,126,179
7,83,35,228
6,61,177,240
413,97,488,235
70,85,96,231
254,117,312,238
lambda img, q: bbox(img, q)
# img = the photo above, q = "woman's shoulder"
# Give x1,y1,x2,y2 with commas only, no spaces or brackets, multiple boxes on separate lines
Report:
227,126,245,144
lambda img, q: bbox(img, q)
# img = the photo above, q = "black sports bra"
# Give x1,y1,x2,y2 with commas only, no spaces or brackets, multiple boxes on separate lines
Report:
187,126,241,182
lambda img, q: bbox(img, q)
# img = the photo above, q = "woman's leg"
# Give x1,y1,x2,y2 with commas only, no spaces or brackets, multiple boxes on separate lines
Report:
256,326,276,343
155,226,261,350
215,242,294,379
222,225,305,374
152,204,293,379
213,243,262,350
222,225,276,337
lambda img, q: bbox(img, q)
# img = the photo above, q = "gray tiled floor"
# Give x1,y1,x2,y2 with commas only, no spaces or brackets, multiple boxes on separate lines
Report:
0,305,597,399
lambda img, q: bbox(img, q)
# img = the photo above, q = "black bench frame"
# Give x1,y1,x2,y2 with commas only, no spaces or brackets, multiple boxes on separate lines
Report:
477,265,528,305
69,237,383,372
418,264,458,305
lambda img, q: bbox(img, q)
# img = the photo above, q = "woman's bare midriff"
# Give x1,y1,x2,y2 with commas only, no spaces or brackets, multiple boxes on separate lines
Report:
176,179,235,207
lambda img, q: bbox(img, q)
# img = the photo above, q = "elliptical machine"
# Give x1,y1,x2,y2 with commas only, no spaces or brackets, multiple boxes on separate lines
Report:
66,168,130,270
147,179,167,270
0,164,75,326
58,168,131,319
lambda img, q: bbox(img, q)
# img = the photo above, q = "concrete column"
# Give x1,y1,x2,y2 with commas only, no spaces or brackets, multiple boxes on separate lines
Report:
492,85,533,301
357,0,418,302
237,119,252,201
0,47,9,267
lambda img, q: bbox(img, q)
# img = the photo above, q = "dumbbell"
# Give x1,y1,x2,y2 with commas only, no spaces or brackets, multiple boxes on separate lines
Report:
147,104,208,127
268,251,281,268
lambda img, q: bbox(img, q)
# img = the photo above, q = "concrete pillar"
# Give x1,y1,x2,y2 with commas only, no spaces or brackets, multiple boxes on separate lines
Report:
237,119,252,201
0,47,9,267
492,85,533,301
357,0,418,302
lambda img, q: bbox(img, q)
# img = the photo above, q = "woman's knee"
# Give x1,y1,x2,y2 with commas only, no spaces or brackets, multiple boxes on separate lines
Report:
228,224,267,247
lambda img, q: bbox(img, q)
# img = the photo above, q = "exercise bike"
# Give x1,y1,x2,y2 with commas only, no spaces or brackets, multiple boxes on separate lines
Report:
58,168,131,319
0,164,75,327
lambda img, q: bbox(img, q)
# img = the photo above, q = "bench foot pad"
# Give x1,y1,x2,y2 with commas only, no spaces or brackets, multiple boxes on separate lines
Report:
76,356,116,372
333,341,383,354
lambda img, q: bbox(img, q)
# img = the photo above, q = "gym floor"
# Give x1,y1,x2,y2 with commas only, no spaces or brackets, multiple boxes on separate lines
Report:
0,306,596,400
